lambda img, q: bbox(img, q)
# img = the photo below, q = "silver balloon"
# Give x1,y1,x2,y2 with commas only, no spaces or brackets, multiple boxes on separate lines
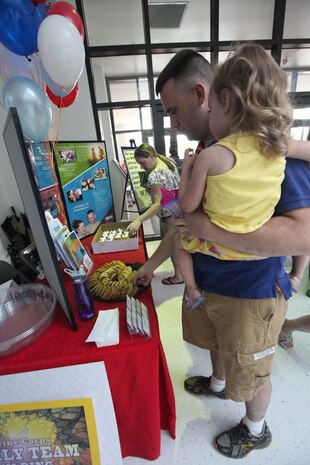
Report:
2,75,52,142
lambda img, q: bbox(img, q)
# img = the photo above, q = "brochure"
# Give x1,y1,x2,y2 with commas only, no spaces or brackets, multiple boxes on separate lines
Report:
63,230,93,274
54,225,76,269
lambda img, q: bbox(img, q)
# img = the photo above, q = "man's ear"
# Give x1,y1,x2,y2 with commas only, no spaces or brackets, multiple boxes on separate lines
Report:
221,88,232,113
193,82,206,105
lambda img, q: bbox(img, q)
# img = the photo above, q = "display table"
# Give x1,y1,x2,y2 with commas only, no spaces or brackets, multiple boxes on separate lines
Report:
0,232,176,460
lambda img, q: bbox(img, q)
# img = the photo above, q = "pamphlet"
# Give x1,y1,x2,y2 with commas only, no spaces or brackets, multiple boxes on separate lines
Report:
54,225,76,268
63,230,93,274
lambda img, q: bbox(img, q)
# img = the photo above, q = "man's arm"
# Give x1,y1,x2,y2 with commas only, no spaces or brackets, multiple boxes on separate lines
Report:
288,139,310,161
182,208,310,256
135,225,177,286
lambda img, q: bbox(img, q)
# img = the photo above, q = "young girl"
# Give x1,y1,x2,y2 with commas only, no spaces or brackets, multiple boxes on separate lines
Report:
127,144,183,284
175,42,300,310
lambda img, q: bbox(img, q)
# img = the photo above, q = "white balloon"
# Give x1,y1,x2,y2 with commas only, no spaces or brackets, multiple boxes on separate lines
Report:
38,14,85,88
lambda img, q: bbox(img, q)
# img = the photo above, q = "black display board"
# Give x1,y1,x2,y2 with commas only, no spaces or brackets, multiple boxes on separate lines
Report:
3,108,77,330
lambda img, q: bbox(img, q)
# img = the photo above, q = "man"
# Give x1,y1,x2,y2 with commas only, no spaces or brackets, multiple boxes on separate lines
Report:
84,209,100,235
137,49,310,458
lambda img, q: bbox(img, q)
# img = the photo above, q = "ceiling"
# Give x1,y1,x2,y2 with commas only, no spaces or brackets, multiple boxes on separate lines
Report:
78,0,310,73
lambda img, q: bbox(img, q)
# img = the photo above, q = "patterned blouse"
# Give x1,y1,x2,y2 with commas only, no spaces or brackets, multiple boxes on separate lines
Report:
147,166,180,218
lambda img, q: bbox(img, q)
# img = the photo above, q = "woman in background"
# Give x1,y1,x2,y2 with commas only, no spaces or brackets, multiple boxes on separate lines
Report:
128,143,183,285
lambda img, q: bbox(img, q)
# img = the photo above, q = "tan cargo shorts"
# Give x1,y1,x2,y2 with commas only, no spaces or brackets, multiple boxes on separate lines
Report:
182,290,288,402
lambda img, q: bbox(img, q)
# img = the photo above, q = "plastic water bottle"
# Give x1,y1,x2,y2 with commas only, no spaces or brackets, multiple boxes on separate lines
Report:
70,266,95,321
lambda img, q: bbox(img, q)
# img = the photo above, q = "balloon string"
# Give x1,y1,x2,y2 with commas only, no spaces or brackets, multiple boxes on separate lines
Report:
1,70,8,81
36,53,44,90
29,68,37,85
32,53,43,89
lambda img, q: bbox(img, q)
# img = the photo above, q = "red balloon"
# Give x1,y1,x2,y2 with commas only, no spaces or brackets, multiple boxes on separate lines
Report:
46,82,79,108
32,0,46,4
48,1,84,40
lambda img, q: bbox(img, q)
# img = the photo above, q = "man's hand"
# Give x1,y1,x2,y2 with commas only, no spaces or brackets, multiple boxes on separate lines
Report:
182,209,211,239
134,262,154,287
170,216,195,241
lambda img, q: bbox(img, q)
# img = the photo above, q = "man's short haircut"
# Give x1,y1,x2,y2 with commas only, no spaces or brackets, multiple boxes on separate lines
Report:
155,49,213,96
87,209,95,215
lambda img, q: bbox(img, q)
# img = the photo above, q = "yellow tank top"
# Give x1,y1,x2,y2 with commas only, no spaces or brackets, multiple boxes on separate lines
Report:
202,133,286,233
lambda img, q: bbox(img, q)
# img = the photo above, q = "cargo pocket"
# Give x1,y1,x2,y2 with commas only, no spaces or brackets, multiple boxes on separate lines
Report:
229,350,272,402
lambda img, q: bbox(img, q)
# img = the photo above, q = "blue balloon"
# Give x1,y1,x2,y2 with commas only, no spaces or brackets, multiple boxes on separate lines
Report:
0,0,44,56
36,3,48,24
3,76,52,142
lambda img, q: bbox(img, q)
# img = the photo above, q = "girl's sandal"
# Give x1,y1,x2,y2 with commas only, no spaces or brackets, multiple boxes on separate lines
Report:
278,329,294,349
185,292,205,312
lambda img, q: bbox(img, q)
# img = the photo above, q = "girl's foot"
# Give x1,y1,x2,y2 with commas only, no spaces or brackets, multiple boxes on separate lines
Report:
278,323,294,349
185,287,205,312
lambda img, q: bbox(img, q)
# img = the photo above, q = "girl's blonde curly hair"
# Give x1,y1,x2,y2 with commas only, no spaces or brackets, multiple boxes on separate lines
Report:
211,42,293,158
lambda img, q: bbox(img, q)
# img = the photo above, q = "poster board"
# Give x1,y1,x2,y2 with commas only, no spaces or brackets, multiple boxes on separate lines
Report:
3,108,77,329
121,146,152,213
54,141,115,237
0,362,123,465
0,398,101,464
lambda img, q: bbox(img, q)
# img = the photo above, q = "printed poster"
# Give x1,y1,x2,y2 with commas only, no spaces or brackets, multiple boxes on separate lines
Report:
121,147,152,213
26,141,68,227
54,142,115,237
0,398,101,465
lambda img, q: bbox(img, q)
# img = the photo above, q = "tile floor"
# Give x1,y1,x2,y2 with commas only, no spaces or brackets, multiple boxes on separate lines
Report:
123,242,310,465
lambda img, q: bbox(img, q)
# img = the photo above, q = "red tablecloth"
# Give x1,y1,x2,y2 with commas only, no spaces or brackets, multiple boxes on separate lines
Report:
0,233,176,460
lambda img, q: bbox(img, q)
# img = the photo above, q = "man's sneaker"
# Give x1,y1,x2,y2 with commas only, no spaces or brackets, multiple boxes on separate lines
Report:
215,421,272,459
184,376,226,399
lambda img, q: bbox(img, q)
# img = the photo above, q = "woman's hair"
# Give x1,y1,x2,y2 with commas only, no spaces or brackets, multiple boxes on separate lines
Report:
134,144,177,171
72,219,83,231
211,42,293,158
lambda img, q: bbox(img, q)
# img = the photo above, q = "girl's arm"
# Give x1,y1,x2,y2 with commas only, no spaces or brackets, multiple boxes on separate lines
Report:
127,184,162,233
178,148,197,204
179,145,235,213
288,139,310,161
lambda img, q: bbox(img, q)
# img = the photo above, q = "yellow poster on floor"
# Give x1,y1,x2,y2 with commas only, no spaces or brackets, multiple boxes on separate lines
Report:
0,398,100,465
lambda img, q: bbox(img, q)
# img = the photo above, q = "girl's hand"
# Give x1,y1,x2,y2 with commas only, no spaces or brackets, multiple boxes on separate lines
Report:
289,274,301,293
127,218,142,234
182,148,196,171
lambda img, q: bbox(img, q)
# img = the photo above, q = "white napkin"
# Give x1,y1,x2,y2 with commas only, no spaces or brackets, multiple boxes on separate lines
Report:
86,308,119,347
